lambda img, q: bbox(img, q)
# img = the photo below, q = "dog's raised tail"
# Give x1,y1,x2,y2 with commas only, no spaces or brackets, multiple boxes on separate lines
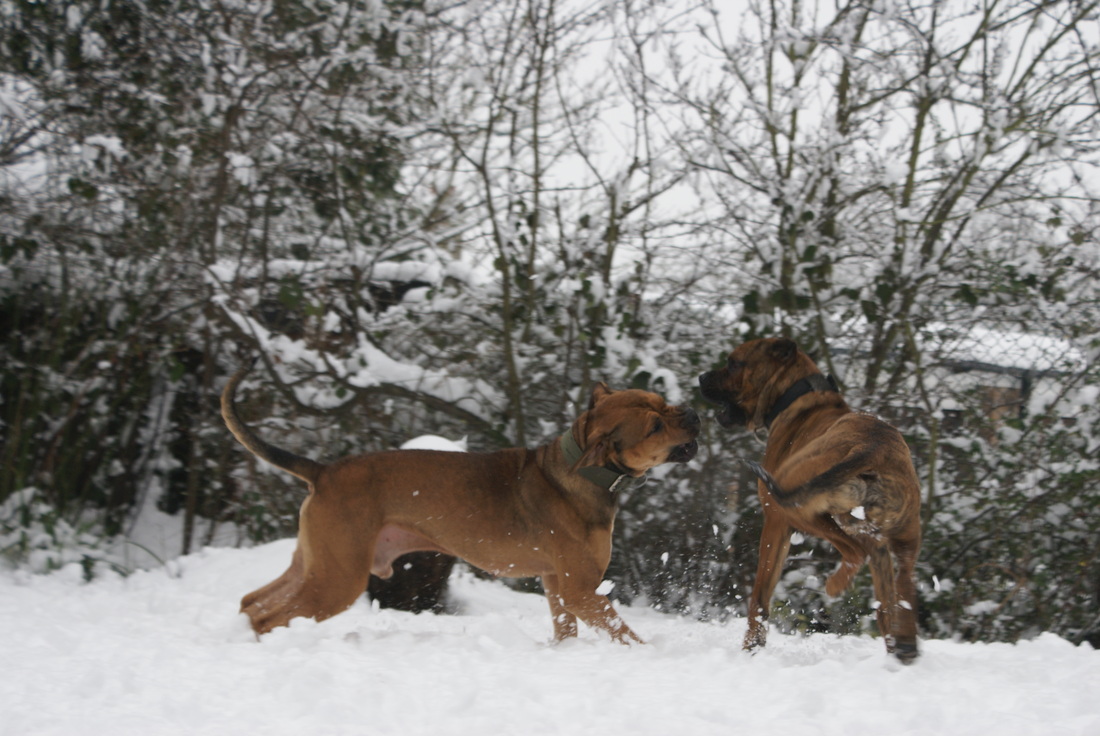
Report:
221,363,324,485
742,451,873,509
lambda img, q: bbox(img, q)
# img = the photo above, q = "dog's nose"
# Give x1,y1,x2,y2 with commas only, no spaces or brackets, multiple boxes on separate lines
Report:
680,406,701,433
698,372,717,398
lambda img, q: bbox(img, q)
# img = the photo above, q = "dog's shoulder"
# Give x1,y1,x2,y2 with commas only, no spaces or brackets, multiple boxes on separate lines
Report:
527,442,621,532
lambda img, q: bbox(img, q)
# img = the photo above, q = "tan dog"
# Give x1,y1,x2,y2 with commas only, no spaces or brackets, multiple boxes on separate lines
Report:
699,338,921,663
222,367,700,643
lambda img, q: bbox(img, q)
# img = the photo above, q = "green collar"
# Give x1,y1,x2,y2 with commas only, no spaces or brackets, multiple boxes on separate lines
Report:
559,431,634,493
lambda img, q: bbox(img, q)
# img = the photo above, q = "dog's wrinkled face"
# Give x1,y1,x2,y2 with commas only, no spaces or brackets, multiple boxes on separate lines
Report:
578,384,700,476
698,338,812,430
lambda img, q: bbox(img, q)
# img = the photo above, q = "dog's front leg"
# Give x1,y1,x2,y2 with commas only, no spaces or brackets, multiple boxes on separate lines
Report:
555,573,643,645
570,594,643,645
744,514,794,653
542,574,578,640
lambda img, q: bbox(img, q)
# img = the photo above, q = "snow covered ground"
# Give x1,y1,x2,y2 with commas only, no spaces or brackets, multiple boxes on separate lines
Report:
2,539,1098,736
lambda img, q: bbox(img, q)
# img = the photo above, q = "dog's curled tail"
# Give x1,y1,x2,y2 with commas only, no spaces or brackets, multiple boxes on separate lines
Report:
742,451,874,509
221,362,324,485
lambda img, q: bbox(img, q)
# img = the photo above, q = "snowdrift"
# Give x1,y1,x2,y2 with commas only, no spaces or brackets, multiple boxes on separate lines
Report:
2,540,1097,735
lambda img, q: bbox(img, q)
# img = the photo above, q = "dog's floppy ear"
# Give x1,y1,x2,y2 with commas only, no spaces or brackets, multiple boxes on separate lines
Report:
588,381,613,410
769,338,798,363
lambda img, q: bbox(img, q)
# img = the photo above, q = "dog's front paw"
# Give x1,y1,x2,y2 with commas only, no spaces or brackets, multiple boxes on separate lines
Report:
608,618,645,645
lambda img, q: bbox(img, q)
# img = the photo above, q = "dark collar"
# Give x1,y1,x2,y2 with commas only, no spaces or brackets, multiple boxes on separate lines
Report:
559,431,634,493
763,373,840,429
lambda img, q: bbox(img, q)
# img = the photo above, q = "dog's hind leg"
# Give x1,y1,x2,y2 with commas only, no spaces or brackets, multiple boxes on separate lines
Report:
241,494,377,634
743,515,794,653
867,544,897,651
240,545,313,633
824,545,867,598
867,542,919,663
805,516,868,597
888,536,921,663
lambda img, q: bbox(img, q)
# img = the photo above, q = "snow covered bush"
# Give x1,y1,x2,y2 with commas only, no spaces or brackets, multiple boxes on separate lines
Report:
0,487,123,578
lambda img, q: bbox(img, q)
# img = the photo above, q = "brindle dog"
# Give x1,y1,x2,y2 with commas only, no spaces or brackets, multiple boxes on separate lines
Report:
699,338,921,663
223,366,699,644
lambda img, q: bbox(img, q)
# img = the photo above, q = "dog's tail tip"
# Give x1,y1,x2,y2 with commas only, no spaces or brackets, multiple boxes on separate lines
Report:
235,355,260,376
223,358,258,400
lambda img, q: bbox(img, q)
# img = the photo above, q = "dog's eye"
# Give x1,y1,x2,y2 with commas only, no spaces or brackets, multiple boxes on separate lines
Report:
648,418,664,436
728,358,745,371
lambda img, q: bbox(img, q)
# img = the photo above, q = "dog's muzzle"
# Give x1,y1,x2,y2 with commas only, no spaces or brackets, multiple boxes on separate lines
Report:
697,371,748,429
668,407,701,462
712,403,749,429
